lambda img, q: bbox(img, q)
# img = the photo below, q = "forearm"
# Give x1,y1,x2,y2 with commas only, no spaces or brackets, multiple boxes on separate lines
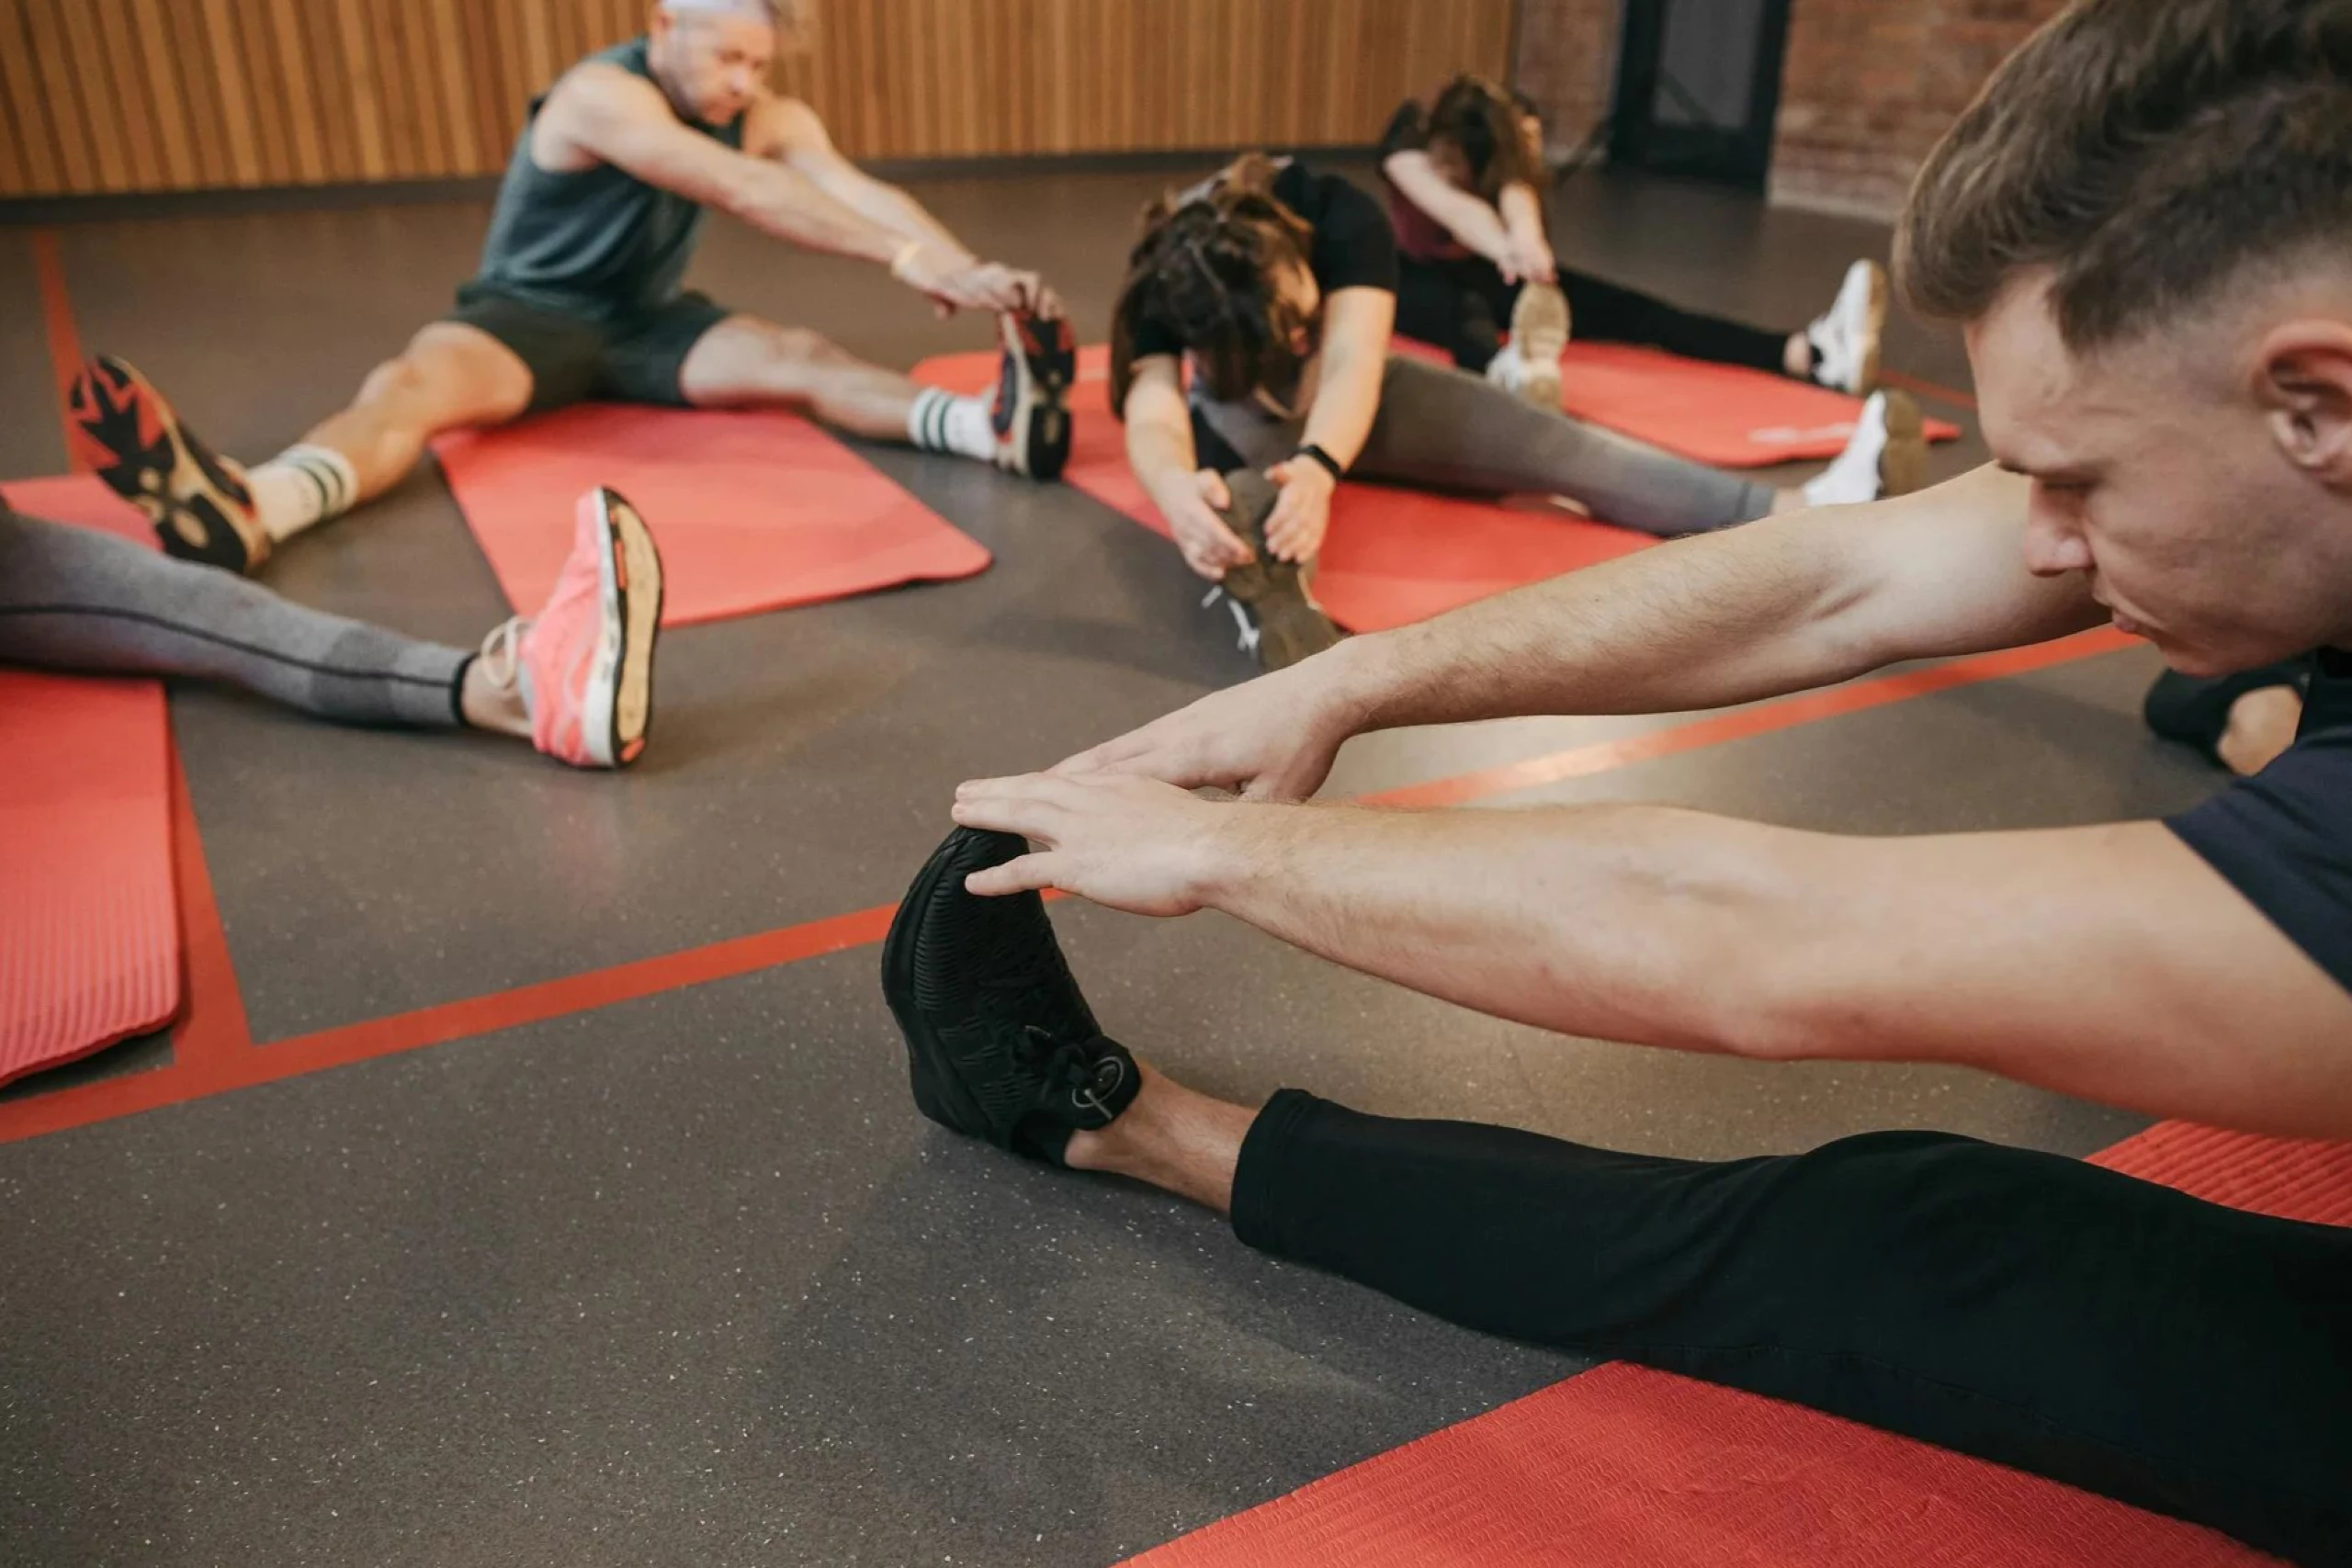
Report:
730,164,907,265
1327,507,1877,729
835,177,972,261
1319,465,2067,730
1126,412,1202,510
1301,343,1384,468
1498,183,1547,251
1198,801,1781,1052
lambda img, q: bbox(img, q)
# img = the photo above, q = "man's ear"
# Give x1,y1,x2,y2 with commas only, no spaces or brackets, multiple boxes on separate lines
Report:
2253,320,2352,489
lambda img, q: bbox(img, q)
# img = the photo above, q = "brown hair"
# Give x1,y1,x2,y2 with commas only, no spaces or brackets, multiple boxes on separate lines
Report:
1423,74,1546,203
1109,154,1319,412
1897,0,2352,351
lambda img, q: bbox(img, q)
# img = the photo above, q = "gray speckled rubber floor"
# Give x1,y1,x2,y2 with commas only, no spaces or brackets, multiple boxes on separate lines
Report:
0,165,2222,1566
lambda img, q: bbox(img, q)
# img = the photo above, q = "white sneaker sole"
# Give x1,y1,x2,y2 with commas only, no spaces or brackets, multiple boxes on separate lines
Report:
580,488,664,769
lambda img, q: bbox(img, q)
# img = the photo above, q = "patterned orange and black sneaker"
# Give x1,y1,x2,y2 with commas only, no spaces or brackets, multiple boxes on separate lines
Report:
69,355,268,573
988,310,1077,482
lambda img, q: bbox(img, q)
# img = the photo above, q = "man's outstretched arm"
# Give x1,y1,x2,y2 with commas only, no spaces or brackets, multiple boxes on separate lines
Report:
954,773,2352,1141
1059,464,2108,799
550,68,1032,312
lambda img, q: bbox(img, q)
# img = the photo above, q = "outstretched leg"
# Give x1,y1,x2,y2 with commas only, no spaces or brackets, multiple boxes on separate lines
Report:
68,322,535,573
0,488,662,771
878,829,2352,1564
676,310,1075,480
1349,355,1925,536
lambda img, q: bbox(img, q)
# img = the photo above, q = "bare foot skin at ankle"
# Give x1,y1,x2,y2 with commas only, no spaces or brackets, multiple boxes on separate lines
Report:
2219,684,2303,777
458,650,532,739
1063,1062,1258,1215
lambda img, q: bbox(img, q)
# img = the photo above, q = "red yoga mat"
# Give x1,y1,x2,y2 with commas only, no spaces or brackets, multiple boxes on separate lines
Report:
1389,335,1967,467
912,346,1652,635
1555,342,1962,468
0,476,181,1088
432,404,992,628
1125,1121,2345,1568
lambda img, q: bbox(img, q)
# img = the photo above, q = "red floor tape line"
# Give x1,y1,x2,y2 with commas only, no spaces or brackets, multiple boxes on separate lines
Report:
432,404,992,628
913,346,1651,634
0,476,181,1088
1125,1120,2341,1568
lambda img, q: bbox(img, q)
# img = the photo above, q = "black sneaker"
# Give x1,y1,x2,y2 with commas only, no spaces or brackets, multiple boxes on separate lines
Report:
2143,662,2311,767
989,311,1077,482
69,355,269,574
1204,468,1343,673
881,827,1139,1165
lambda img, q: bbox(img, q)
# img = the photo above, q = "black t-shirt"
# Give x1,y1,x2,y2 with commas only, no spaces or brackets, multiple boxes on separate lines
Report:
1126,160,1397,364
2168,648,2352,992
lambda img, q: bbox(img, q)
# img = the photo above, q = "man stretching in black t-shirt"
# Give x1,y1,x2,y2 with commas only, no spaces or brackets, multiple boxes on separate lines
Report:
890,4,2352,1562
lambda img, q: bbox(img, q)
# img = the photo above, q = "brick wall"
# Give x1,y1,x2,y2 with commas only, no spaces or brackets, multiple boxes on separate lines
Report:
1513,0,1621,155
1771,0,2069,217
1512,0,2067,216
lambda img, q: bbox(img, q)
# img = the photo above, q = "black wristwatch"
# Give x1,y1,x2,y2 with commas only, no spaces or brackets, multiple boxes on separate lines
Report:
1295,443,1347,482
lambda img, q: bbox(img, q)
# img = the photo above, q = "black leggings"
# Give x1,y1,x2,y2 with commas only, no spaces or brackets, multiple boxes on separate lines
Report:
1231,1091,2352,1566
1396,254,1793,378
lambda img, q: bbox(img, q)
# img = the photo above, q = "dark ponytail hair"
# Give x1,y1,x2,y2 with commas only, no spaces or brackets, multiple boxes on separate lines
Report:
1425,73,1546,203
1109,154,1318,414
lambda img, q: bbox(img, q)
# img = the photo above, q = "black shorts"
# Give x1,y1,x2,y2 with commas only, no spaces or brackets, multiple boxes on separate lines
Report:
446,286,733,413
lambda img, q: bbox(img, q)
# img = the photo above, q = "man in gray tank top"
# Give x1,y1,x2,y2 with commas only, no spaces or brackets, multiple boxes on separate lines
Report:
68,0,1076,578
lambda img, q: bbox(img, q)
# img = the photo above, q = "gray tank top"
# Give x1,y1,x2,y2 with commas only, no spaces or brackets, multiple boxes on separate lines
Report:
467,37,746,322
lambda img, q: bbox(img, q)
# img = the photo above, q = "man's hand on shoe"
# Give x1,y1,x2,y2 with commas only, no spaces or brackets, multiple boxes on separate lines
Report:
899,246,1053,316
952,772,1230,917
1050,657,1361,802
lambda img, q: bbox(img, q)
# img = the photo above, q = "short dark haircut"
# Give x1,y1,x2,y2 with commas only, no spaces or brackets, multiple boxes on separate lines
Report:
1109,154,1318,412
1897,0,2352,351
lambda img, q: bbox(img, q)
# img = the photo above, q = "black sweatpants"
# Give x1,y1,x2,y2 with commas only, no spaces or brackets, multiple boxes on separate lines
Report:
1397,253,1793,378
1231,1091,2352,1566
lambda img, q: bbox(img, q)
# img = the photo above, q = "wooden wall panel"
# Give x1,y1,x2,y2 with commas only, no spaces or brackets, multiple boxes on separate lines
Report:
0,0,1514,199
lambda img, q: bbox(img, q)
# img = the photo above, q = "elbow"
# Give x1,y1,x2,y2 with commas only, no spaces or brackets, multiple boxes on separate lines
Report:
1686,943,1843,1064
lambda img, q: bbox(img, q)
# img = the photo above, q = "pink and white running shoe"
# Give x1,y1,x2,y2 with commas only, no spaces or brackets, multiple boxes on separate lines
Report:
479,487,664,769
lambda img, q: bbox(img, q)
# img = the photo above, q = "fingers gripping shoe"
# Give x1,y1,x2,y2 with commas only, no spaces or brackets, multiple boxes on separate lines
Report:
1204,468,1343,673
69,355,269,572
990,311,1078,481
882,828,1140,1165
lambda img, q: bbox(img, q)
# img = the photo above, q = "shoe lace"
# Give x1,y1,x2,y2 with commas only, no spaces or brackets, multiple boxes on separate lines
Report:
477,616,527,690
1201,586,1260,657
978,972,1116,1119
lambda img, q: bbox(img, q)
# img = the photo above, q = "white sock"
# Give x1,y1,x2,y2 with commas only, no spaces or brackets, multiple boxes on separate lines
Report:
907,387,997,463
1801,393,1891,508
1485,343,1526,389
247,444,359,542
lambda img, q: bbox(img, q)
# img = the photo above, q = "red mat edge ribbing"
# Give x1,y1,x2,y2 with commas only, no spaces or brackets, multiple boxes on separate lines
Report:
0,476,182,1088
431,403,991,629
1124,1121,2344,1568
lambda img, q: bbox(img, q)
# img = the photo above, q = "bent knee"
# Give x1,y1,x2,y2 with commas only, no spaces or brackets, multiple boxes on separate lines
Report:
761,324,853,366
359,325,532,421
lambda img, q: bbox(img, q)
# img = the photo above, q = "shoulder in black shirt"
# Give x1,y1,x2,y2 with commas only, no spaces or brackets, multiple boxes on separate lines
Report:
2168,648,2352,995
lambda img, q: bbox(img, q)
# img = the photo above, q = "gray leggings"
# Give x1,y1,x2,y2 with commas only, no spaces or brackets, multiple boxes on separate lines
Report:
1196,353,1777,536
0,507,469,728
